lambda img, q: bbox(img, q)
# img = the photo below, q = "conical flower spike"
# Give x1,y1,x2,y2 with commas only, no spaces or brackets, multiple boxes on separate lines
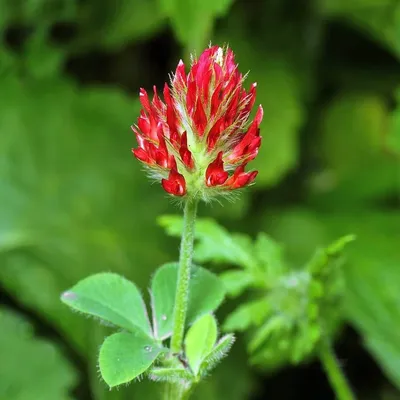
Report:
132,45,263,201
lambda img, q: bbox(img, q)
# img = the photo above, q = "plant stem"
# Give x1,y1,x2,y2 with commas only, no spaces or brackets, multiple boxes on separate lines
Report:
164,384,192,400
170,199,198,354
319,340,356,400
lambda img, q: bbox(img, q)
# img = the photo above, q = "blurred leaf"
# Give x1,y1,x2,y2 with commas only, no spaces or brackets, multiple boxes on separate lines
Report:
0,75,170,356
319,93,387,174
0,307,77,400
150,263,225,339
0,253,88,352
322,0,400,59
263,208,400,385
308,93,398,206
78,0,166,49
219,270,254,297
346,259,400,389
219,222,353,369
61,272,152,337
0,0,76,77
387,89,400,156
339,213,400,390
159,216,257,268
223,298,270,332
24,29,65,78
307,235,356,275
159,0,235,51
0,0,76,27
254,233,286,277
185,314,218,375
99,331,164,388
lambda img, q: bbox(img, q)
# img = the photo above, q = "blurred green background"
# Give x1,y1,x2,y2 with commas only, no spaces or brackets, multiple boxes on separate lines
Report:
0,0,399,399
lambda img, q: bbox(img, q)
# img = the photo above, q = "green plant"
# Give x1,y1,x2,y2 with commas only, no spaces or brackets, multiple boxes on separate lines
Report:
160,215,356,400
61,45,262,399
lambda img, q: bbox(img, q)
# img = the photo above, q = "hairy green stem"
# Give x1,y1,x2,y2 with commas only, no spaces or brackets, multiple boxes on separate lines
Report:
319,340,356,400
164,383,192,400
170,199,198,353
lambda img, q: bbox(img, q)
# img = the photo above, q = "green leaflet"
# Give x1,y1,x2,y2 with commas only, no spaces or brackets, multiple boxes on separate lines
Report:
61,272,152,337
99,331,164,387
151,263,225,339
185,314,218,375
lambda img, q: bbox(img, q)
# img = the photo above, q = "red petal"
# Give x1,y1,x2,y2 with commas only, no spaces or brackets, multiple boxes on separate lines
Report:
253,104,264,126
194,97,207,136
134,130,147,149
137,114,150,135
155,133,169,168
139,88,151,112
186,78,197,114
168,155,177,170
228,105,263,162
161,168,186,196
179,132,194,169
163,83,177,131
224,49,236,74
132,148,150,163
174,60,187,86
152,85,164,111
247,83,257,112
205,152,228,186
207,119,224,151
225,165,258,189
139,88,158,141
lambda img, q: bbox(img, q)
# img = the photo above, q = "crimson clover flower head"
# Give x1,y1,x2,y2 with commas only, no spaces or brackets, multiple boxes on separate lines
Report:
132,45,263,201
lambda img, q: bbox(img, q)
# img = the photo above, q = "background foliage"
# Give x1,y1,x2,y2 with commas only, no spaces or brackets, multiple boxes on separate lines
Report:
0,0,399,399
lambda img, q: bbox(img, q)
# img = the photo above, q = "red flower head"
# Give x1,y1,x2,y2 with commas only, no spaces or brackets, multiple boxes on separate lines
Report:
132,45,263,201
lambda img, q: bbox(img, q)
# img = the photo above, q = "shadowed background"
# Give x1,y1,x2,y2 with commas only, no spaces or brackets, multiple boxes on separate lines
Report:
0,0,399,399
